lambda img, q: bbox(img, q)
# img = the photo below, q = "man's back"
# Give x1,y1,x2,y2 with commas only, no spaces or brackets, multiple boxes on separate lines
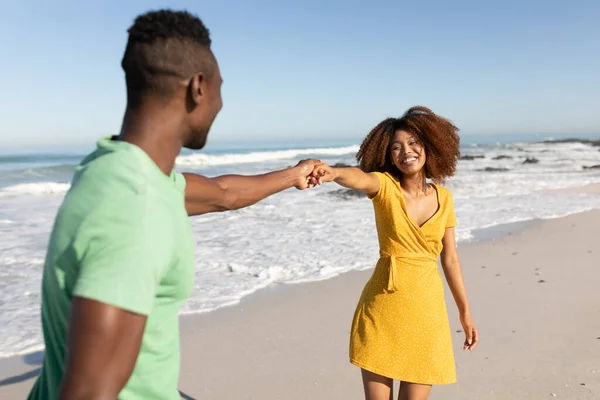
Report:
28,137,195,400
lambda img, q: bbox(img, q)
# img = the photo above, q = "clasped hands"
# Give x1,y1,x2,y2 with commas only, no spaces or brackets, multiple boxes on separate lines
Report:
293,159,337,190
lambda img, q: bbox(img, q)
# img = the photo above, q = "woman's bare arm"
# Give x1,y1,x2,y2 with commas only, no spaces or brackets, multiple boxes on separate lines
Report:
441,227,479,351
314,165,379,197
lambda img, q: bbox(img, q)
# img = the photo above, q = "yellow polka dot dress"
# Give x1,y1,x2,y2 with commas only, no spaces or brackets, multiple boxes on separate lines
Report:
349,171,457,385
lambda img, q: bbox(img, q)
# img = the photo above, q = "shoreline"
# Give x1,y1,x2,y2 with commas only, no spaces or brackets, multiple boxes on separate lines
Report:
2,204,600,398
0,214,543,362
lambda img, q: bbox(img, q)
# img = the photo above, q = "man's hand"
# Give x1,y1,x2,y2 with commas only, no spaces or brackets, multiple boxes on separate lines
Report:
293,159,323,190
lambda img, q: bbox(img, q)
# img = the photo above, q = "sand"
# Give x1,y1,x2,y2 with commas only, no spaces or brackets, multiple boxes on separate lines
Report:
1,198,599,399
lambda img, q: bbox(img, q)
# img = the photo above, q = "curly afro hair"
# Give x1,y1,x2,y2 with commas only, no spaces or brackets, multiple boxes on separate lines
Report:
356,106,461,184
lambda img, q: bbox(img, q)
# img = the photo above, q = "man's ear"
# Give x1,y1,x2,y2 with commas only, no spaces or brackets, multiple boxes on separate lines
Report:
188,73,205,106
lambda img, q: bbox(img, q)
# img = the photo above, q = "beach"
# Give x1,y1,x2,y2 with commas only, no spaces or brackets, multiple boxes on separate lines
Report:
2,186,599,399
2,137,600,359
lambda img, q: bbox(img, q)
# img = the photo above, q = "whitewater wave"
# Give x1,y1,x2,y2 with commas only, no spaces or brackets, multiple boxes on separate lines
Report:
0,182,70,196
176,145,360,167
0,163,77,180
0,154,84,165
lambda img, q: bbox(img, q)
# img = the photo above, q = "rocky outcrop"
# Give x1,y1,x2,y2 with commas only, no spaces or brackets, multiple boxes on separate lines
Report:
460,155,485,160
478,167,510,172
543,138,600,147
523,157,539,164
325,188,366,200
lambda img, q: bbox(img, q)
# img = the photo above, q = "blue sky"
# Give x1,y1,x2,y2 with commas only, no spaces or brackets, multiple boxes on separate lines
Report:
1,0,598,149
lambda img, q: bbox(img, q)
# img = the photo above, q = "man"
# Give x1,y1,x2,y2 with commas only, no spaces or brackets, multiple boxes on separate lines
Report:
28,9,320,400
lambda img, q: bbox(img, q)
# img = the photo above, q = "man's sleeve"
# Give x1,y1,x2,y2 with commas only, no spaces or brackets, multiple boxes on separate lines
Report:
72,196,173,316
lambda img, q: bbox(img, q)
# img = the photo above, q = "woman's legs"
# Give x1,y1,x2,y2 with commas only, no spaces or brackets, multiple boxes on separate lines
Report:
398,381,432,400
360,369,433,400
361,369,393,400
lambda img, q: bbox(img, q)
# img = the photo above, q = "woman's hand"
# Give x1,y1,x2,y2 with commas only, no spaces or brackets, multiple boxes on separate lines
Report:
311,163,336,184
460,312,479,351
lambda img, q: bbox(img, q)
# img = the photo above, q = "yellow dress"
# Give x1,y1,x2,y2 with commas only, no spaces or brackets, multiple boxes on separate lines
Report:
349,171,457,385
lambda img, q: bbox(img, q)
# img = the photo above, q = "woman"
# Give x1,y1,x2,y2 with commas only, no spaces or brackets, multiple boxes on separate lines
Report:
314,106,478,400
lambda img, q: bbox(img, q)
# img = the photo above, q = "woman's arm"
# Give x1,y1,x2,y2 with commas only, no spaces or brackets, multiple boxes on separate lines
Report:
314,165,379,196
441,227,479,351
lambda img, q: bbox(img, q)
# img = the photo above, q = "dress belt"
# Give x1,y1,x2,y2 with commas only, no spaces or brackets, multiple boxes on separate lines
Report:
379,251,438,292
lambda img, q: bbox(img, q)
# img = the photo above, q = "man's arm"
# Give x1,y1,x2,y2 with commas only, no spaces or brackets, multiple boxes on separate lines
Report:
183,159,320,216
60,198,175,399
59,298,146,400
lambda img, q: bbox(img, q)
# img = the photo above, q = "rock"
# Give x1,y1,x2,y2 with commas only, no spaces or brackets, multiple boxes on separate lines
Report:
326,188,365,200
332,162,356,168
543,138,600,146
583,164,600,170
460,155,485,160
479,167,510,172
492,155,513,160
523,157,539,164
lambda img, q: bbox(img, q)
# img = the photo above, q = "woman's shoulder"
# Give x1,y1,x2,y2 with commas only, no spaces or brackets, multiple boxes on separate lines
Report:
433,183,452,195
367,171,400,201
432,183,455,203
373,171,400,184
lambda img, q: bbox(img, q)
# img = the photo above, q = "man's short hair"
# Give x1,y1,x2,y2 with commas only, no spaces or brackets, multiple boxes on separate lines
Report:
121,9,214,106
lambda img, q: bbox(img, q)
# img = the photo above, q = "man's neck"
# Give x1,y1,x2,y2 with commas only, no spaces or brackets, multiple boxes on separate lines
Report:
118,102,185,176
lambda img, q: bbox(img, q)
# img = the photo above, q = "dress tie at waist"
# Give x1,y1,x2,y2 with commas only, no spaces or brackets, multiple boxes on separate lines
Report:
379,251,438,292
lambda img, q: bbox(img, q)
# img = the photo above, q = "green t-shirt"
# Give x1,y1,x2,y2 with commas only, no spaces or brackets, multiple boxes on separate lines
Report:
28,137,195,400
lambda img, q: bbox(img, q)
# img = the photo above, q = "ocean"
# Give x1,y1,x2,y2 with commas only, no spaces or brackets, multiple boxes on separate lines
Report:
1,133,599,358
